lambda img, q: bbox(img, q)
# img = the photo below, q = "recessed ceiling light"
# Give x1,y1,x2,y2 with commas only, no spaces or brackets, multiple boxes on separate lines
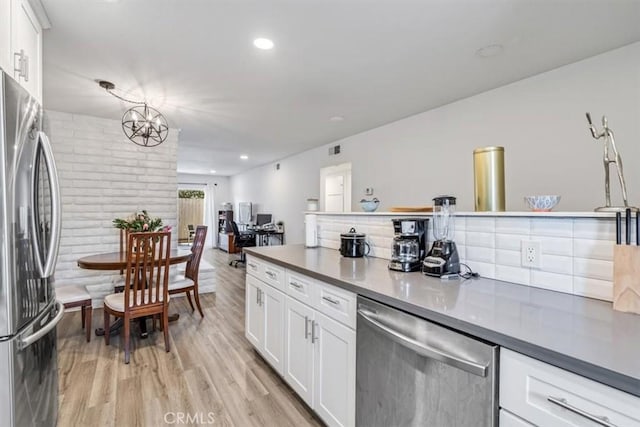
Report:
330,116,344,122
253,38,274,50
210,169,216,174
476,44,504,58
240,154,249,160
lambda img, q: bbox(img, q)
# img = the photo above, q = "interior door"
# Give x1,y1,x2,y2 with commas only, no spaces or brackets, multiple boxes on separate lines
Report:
324,174,344,212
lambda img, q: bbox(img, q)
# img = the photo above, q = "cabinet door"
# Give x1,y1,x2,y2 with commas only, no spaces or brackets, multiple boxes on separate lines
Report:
0,0,10,73
314,312,356,427
245,275,264,350
499,410,534,427
284,296,315,407
262,284,285,375
11,0,42,101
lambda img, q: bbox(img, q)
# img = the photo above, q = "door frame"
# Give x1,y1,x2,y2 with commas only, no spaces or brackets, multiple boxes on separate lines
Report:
320,162,352,212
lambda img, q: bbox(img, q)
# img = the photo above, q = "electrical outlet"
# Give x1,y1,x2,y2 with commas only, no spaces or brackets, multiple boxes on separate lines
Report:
365,187,374,196
521,240,541,268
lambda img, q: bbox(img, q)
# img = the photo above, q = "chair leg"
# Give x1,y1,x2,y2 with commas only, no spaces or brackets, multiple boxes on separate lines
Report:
185,290,195,312
193,287,204,318
104,310,110,346
162,310,170,353
123,315,131,364
81,305,86,328
85,305,92,342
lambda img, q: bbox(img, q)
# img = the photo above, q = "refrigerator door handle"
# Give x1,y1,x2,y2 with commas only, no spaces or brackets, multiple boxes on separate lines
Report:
30,131,62,278
18,301,64,350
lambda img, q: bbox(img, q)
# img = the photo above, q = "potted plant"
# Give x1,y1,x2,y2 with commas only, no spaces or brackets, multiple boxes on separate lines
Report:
113,210,164,232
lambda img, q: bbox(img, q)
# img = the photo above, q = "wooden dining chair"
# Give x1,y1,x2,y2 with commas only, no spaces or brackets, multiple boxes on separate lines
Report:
169,225,207,317
103,231,172,364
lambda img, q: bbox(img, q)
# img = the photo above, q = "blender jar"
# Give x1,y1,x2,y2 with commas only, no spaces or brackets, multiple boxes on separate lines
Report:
433,196,456,241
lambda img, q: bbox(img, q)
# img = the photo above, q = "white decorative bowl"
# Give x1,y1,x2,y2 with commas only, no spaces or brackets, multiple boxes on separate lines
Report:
360,198,380,212
524,195,561,212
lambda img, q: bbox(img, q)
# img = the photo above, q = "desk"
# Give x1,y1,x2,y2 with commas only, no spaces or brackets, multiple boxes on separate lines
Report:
252,230,285,246
77,249,192,337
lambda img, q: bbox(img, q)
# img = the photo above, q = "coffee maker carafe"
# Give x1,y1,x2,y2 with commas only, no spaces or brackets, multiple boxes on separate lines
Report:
388,218,429,272
423,196,460,276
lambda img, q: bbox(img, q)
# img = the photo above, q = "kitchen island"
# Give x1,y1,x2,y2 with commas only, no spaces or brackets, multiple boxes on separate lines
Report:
245,244,640,398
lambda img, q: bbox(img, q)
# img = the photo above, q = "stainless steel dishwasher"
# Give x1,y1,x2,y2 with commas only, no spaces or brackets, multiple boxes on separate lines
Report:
356,296,498,427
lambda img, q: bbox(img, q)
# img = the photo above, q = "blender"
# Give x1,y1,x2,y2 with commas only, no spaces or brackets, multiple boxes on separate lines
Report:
423,196,460,276
388,218,429,272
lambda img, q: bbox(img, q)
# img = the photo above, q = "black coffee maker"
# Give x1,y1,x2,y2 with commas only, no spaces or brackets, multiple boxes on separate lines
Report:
388,218,429,272
423,196,460,276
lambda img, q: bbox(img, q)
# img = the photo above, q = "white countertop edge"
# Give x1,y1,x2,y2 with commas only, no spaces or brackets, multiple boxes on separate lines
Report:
304,211,617,218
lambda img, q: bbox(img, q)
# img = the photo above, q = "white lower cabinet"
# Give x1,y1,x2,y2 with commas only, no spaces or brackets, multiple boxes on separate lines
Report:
284,296,315,405
284,296,356,427
500,409,534,426
313,312,356,427
247,263,356,427
245,274,285,375
500,348,640,427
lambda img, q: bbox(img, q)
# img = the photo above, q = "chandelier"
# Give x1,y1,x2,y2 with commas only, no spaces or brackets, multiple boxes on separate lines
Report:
98,80,169,147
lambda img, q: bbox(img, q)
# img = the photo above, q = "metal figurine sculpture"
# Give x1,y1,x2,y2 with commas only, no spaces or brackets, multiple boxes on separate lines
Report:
586,113,635,212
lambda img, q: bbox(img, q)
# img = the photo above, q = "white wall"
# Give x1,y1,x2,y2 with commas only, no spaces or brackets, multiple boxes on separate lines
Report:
46,111,178,296
230,42,640,244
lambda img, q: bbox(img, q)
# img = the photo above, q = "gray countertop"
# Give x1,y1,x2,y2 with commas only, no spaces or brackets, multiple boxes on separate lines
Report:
244,245,640,397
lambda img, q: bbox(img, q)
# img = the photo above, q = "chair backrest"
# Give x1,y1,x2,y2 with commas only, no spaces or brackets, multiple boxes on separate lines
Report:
187,224,195,232
230,221,240,237
124,231,171,311
185,226,207,281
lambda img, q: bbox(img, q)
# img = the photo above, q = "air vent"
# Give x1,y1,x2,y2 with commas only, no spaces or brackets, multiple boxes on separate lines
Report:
328,145,341,156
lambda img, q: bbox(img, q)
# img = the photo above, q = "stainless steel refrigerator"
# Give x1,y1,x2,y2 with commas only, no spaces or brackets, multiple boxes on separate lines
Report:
0,70,63,426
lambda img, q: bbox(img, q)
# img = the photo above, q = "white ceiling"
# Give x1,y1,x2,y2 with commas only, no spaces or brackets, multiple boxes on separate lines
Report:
40,0,640,176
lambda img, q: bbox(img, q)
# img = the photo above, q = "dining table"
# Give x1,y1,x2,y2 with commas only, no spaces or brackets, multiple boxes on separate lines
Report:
77,249,192,338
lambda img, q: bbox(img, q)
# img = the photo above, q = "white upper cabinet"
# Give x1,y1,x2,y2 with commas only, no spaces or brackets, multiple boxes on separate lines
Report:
7,0,43,101
0,0,11,74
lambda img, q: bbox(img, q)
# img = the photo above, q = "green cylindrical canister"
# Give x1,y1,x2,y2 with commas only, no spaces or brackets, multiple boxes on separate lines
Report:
473,146,505,211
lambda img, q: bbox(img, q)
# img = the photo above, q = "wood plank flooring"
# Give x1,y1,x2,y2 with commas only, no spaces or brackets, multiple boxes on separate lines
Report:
57,249,323,427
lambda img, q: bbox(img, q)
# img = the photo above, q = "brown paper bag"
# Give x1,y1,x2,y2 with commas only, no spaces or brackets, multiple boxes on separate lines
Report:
613,245,640,314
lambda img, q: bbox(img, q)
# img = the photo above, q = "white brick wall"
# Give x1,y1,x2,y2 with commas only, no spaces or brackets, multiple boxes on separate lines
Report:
45,110,179,302
316,213,627,302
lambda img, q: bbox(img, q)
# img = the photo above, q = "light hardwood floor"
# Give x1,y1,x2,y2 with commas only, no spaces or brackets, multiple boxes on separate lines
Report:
57,249,323,427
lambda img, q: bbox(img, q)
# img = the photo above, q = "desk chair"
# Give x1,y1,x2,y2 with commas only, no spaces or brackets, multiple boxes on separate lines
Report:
229,221,255,268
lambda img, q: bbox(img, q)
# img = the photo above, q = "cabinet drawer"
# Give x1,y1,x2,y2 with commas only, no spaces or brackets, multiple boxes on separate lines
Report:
285,271,318,306
500,348,640,427
499,409,534,427
262,261,285,292
245,255,262,278
316,283,356,329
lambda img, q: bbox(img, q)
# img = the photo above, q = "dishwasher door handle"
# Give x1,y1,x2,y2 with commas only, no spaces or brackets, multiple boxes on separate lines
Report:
358,309,488,377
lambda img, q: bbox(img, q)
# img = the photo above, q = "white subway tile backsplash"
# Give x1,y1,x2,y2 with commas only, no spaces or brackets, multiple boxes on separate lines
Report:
467,261,495,279
496,233,526,251
573,218,616,241
317,213,618,303
495,217,530,235
573,239,614,261
466,246,495,264
495,265,530,286
531,271,573,294
466,217,495,233
573,277,613,301
495,249,520,267
541,254,573,275
573,258,613,282
466,231,495,248
531,218,572,238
